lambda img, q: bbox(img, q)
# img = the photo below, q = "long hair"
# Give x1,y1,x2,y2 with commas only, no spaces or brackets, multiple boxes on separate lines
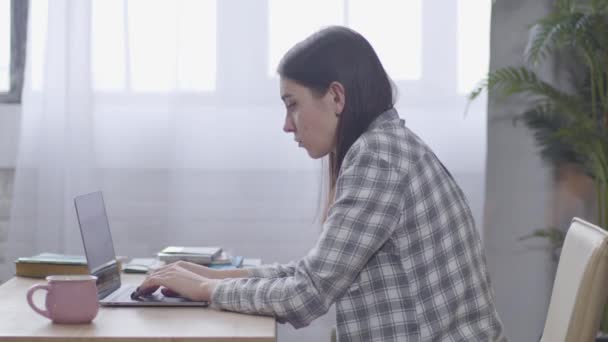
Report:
277,26,396,221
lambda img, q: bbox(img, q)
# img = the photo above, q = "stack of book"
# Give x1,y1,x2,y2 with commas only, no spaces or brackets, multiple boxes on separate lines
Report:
157,246,244,269
208,252,244,269
15,253,125,278
15,253,89,278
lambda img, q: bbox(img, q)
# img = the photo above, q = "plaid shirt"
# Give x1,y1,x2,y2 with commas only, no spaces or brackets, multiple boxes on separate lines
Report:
212,108,506,341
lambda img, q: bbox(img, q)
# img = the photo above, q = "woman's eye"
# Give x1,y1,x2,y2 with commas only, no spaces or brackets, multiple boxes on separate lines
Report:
286,102,296,109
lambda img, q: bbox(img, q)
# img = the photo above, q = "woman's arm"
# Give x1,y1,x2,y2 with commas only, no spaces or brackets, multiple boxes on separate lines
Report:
161,260,298,279
214,268,253,278
136,260,298,300
211,144,406,328
246,261,298,278
157,261,251,279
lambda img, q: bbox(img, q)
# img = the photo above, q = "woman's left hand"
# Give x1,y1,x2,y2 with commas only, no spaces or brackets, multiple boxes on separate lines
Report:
136,263,219,302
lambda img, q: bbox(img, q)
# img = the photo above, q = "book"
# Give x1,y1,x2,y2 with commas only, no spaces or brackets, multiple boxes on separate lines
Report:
157,246,222,264
157,253,213,264
159,246,223,257
15,253,89,278
208,256,244,270
15,253,124,278
209,251,234,265
16,253,87,265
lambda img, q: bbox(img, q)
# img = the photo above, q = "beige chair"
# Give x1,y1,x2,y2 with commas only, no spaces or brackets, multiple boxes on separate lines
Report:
541,217,608,342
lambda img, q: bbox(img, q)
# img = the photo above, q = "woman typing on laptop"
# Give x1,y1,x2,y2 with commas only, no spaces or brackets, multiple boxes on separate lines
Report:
137,26,506,341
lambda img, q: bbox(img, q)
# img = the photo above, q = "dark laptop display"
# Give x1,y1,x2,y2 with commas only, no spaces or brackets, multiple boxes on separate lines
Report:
74,191,208,307
74,192,121,299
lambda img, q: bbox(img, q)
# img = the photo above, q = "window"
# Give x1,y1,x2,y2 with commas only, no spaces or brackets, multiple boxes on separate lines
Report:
28,0,217,93
26,1,491,104
267,0,344,77
91,0,217,92
457,0,491,94
267,0,422,81
0,0,9,92
268,0,491,101
347,0,422,80
0,0,28,103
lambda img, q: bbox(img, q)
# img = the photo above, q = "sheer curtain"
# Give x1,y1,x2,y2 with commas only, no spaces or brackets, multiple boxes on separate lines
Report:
2,0,491,340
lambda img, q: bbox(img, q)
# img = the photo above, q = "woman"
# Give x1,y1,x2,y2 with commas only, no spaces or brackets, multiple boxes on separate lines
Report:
137,26,506,341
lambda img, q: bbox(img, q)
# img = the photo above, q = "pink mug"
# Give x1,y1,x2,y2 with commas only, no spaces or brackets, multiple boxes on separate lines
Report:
26,275,99,324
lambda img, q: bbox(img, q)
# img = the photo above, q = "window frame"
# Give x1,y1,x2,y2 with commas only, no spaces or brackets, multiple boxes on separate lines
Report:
0,0,28,104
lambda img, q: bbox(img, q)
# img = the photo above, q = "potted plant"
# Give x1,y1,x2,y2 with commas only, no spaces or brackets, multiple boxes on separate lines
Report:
468,0,608,336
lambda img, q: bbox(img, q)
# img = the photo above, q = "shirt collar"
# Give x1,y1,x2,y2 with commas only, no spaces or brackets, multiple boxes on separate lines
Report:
367,108,403,131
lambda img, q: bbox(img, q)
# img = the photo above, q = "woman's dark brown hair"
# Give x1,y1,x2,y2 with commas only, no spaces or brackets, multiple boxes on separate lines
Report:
277,26,396,219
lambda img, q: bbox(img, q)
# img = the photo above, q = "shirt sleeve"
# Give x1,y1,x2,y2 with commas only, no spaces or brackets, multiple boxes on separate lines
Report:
247,261,297,278
211,143,407,328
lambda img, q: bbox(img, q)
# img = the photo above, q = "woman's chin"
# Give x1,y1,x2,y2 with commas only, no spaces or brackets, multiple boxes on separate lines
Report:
306,149,329,159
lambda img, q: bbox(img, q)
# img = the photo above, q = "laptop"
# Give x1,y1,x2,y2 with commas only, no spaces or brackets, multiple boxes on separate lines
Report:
74,191,209,307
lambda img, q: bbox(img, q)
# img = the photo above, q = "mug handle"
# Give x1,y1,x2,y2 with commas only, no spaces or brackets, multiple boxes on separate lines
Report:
26,284,51,319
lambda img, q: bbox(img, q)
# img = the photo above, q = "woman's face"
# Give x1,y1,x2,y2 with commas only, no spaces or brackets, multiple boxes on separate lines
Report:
280,78,344,159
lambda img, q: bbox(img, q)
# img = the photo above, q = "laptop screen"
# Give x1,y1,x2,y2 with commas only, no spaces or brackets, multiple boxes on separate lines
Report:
74,191,121,299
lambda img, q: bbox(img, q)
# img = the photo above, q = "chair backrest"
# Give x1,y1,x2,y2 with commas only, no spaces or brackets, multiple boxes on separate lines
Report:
541,217,608,342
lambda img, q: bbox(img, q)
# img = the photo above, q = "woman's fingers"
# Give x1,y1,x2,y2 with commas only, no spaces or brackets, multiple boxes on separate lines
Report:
161,287,181,297
138,271,172,293
137,285,160,295
145,261,217,281
147,262,176,276
136,265,211,301
147,260,191,277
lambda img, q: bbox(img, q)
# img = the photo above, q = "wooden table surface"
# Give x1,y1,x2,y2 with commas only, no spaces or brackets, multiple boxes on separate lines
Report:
0,274,276,342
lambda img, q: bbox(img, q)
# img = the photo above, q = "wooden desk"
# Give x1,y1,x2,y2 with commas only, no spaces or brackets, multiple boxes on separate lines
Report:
0,274,276,342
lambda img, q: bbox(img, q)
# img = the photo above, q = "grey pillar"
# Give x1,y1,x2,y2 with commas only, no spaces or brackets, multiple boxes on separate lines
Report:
484,1,556,341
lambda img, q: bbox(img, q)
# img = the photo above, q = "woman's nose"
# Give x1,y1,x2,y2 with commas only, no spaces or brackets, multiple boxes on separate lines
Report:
283,116,295,133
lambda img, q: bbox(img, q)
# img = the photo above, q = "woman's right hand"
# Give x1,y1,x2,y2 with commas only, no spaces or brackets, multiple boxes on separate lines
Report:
158,260,252,280
164,260,222,279
143,260,253,298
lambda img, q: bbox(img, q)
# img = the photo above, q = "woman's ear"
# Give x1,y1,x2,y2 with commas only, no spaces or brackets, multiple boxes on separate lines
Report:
328,81,345,116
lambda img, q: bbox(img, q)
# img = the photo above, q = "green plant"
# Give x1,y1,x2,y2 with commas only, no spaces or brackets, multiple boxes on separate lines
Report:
468,0,608,331
518,226,565,260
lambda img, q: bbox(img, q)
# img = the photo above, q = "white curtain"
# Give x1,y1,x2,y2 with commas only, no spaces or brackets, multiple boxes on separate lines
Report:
1,0,490,340
6,0,324,264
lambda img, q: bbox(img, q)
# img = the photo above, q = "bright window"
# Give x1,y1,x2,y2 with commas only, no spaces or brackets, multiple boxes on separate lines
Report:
0,0,10,92
29,0,48,91
268,0,422,80
457,0,491,93
348,0,422,80
28,1,492,101
91,0,217,92
267,0,344,77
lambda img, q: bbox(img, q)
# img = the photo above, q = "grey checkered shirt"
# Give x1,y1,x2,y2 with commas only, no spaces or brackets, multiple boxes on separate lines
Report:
212,108,506,341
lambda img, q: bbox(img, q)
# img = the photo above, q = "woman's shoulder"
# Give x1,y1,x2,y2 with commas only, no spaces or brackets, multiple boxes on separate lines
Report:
345,109,432,172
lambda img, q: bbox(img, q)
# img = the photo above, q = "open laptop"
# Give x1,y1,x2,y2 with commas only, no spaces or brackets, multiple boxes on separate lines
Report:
74,191,209,307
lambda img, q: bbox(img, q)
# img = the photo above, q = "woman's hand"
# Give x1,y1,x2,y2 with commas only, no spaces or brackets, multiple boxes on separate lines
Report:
136,262,219,301
155,260,253,280
161,260,222,279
